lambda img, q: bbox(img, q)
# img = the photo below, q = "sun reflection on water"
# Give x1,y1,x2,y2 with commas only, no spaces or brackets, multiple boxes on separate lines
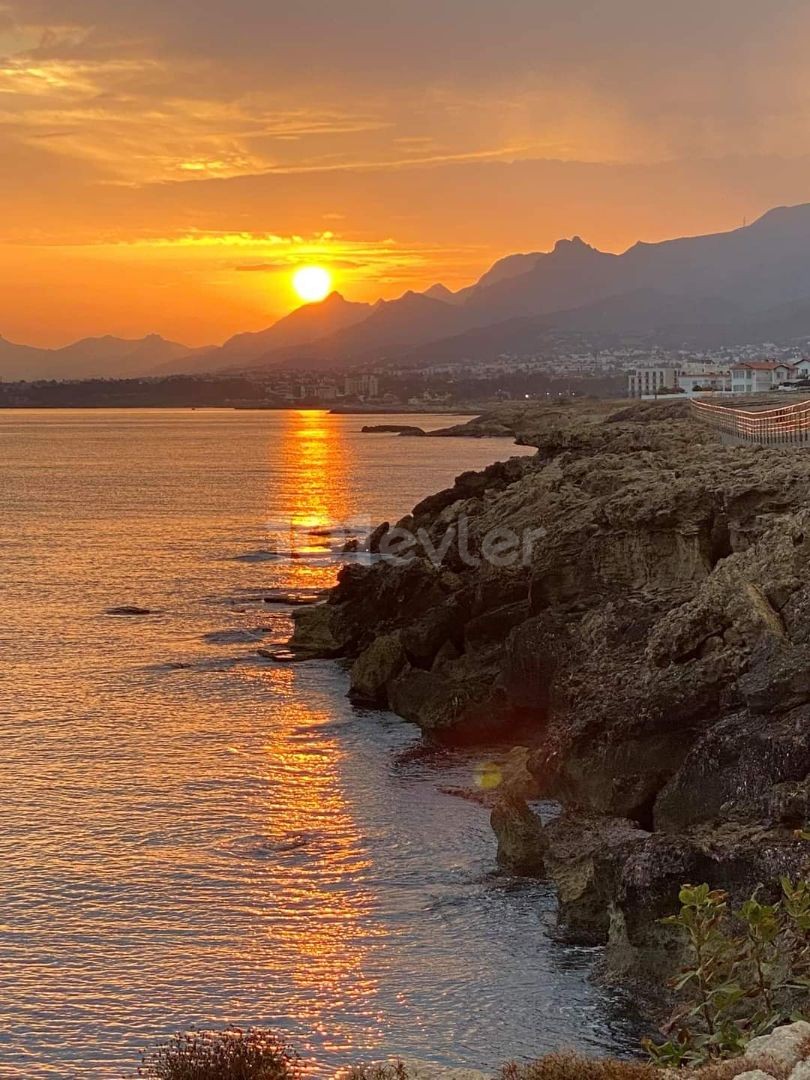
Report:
273,410,354,590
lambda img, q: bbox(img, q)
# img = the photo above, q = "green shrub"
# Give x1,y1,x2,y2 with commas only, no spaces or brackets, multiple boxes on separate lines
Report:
137,1028,300,1080
645,878,810,1067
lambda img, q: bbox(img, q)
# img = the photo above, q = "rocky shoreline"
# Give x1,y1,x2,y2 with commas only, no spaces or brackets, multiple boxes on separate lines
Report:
290,398,809,999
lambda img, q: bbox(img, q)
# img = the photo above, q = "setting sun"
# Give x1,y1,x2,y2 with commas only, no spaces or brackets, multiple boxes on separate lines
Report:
293,266,332,304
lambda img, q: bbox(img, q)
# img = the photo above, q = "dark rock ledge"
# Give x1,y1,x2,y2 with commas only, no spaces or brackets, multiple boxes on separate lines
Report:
289,399,810,992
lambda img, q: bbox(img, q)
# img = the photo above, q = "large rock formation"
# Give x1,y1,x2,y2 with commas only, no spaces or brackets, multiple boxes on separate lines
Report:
291,398,810,988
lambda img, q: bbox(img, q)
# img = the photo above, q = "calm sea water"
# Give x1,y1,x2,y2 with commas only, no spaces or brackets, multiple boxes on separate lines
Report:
0,410,638,1079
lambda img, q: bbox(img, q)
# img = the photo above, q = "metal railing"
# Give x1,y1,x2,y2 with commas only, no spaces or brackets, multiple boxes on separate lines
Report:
691,395,810,446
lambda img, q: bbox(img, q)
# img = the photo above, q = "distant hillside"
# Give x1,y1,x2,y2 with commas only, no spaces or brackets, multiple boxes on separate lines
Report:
0,333,205,381
395,287,810,367
248,290,488,369
164,292,372,374
462,204,810,326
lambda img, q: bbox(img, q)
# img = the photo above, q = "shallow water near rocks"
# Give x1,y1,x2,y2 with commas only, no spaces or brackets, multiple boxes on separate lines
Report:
0,409,640,1078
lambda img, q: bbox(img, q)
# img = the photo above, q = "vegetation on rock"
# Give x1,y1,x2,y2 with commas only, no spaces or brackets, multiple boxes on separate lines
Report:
500,1053,657,1079
646,879,810,1067
136,1028,300,1080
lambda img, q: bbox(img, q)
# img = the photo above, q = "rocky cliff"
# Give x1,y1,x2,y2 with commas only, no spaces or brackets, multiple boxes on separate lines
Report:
291,399,809,993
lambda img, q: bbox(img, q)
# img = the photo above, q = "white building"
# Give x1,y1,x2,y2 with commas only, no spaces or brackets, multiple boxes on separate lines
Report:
730,361,792,394
677,371,731,395
343,373,380,399
627,366,680,398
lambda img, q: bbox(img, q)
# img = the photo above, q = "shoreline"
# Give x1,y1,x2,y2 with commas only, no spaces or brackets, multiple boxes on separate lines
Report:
289,395,810,1008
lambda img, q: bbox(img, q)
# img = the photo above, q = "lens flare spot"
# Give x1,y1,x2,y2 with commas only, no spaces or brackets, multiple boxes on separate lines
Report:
474,762,503,790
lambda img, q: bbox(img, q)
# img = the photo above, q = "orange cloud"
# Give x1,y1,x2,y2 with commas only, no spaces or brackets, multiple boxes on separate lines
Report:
4,0,810,346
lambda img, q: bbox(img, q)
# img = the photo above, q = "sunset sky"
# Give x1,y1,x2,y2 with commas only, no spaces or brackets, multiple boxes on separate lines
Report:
4,0,810,346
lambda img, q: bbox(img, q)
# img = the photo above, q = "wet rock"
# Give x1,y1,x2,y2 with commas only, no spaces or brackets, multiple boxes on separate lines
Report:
289,603,355,657
262,591,324,606
106,605,154,616
368,521,391,553
490,795,547,874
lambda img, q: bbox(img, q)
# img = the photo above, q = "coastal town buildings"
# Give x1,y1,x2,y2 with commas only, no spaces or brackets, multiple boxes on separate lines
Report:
628,358,810,397
730,361,793,393
627,365,681,398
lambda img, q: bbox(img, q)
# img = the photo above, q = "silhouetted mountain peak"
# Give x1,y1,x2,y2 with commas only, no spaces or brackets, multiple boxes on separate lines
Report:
389,290,447,310
320,290,348,305
424,283,457,302
552,235,598,256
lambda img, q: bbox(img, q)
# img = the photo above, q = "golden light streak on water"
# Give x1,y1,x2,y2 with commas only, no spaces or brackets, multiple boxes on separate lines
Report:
0,410,636,1078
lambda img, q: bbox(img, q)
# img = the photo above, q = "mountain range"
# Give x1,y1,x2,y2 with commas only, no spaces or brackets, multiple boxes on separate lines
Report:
0,333,209,382
9,203,810,381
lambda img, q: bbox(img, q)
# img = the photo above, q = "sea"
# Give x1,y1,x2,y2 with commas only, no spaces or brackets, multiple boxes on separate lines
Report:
0,409,640,1078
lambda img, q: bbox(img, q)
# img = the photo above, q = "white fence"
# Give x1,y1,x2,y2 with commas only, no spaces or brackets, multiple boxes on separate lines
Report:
691,396,810,446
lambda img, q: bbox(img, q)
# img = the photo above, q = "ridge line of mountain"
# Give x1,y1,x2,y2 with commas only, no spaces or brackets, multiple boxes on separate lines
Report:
7,201,810,380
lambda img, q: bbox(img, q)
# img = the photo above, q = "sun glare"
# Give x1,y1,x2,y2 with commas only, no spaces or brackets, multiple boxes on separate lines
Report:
293,266,332,303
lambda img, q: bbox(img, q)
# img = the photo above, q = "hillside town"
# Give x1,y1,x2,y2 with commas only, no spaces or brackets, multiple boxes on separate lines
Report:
6,347,810,409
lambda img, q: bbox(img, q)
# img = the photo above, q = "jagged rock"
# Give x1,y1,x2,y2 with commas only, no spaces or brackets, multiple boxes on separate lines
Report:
349,632,407,706
607,826,809,985
401,593,470,667
387,666,513,741
499,746,540,800
543,814,649,944
746,1022,810,1072
490,796,547,874
368,521,391,553
768,776,810,828
740,640,810,714
431,639,461,672
654,706,810,831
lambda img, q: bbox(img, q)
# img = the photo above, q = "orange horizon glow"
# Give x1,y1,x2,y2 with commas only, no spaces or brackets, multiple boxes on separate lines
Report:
3,2,810,349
